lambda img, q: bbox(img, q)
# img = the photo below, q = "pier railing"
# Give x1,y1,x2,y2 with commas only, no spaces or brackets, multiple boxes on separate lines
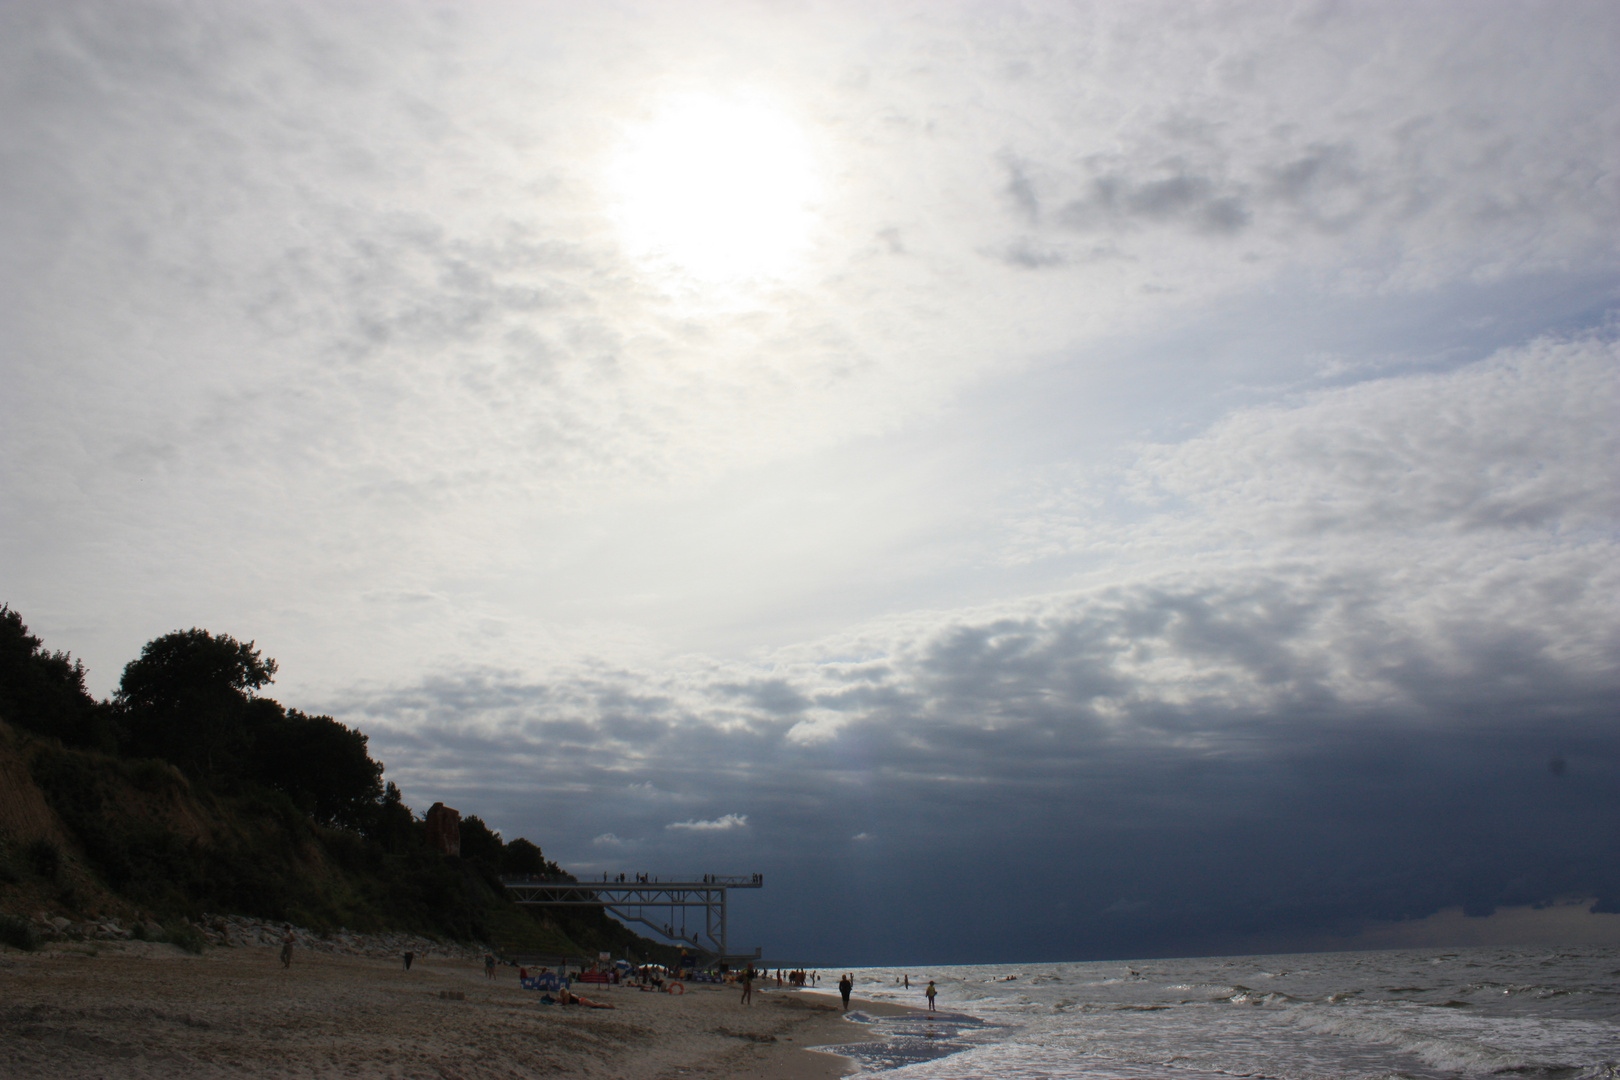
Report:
499,873,762,967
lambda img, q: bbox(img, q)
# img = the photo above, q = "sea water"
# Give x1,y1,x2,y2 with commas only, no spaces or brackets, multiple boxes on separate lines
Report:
806,946,1619,1079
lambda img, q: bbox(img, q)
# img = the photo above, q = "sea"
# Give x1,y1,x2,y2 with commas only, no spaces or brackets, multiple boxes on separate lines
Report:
803,946,1620,1079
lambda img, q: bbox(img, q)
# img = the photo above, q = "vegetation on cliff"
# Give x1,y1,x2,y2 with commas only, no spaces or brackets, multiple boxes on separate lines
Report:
0,605,674,963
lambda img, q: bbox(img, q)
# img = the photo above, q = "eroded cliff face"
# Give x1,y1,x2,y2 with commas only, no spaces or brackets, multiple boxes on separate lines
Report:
0,718,344,926
0,722,570,957
3,726,189,922
0,723,64,848
0,719,127,921
0,720,661,962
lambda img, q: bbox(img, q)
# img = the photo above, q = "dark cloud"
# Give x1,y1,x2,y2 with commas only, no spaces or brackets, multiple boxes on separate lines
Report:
345,556,1619,961
1051,169,1246,233
996,238,1069,269
1002,157,1041,222
718,679,812,716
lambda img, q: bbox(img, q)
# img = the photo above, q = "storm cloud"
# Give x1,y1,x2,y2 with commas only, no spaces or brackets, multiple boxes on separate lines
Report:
335,335,1620,961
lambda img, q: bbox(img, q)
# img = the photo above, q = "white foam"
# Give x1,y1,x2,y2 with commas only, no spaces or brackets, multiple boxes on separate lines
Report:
834,945,1620,1079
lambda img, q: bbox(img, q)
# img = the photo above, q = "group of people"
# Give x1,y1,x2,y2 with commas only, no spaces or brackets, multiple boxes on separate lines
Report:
881,975,940,1011
734,967,937,1013
737,965,822,1004
597,871,765,884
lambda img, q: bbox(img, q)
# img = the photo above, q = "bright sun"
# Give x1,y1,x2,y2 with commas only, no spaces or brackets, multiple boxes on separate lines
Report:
609,93,818,286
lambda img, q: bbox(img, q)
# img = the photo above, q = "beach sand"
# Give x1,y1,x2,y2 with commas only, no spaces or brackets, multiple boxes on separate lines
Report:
0,942,913,1078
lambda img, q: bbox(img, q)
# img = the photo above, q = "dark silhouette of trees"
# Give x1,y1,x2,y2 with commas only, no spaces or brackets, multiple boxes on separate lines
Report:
500,837,548,877
112,628,385,828
115,628,277,777
458,814,504,870
0,605,104,748
247,708,384,830
1,608,661,951
368,780,420,854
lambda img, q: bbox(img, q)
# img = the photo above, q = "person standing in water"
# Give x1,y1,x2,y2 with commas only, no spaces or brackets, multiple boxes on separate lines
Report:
925,980,937,1011
838,973,853,1010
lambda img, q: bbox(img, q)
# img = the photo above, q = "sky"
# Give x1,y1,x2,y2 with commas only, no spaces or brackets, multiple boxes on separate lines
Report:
3,0,1618,965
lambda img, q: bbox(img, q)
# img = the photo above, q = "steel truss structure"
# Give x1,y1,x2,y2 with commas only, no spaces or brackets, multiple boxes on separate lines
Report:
500,874,763,967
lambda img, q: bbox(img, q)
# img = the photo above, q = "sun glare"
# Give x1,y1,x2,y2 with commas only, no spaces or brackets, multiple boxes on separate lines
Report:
609,93,818,287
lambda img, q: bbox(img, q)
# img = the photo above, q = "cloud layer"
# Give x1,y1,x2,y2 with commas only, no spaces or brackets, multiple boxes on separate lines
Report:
342,334,1620,960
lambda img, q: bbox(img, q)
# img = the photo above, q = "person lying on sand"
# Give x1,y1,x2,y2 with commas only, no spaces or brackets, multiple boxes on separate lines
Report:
553,986,615,1009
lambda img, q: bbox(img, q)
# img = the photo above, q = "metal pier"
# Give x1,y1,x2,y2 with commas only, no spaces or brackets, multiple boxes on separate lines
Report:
501,873,763,967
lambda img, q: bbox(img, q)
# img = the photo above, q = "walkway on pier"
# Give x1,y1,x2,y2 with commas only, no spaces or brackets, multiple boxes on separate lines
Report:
500,873,763,966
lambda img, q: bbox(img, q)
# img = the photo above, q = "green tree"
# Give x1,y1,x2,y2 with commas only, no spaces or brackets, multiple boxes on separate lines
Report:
247,708,385,830
115,628,277,777
500,837,546,877
458,814,504,870
367,781,420,854
0,605,103,747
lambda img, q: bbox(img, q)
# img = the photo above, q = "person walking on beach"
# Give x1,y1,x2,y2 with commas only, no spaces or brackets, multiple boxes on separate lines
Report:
838,973,853,1011
485,953,496,980
403,950,415,971
925,980,937,1011
280,926,295,969
740,965,754,1005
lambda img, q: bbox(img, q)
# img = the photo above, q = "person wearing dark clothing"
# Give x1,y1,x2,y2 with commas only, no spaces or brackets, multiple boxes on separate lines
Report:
838,973,853,1010
403,951,415,971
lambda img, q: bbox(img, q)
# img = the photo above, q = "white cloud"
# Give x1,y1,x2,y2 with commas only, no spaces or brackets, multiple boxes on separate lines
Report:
665,814,749,832
351,330,1619,777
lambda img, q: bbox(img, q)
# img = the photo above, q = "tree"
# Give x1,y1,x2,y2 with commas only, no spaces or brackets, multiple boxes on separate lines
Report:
0,605,103,747
458,814,504,870
247,708,385,830
500,837,546,877
115,629,277,777
367,781,420,854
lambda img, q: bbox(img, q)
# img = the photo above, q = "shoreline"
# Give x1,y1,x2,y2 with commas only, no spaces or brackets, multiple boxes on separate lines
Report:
792,989,928,1079
0,940,924,1078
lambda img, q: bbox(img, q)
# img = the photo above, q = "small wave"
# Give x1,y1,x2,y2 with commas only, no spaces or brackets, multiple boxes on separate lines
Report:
1288,1008,1565,1076
1226,990,1298,1006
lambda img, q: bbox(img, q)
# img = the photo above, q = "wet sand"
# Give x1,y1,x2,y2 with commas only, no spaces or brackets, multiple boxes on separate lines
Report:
0,942,912,1078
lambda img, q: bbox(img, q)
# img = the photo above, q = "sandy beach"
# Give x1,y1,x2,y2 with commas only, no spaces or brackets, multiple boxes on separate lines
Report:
0,942,913,1078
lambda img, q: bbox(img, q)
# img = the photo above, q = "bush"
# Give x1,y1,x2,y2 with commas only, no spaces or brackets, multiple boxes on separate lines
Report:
163,921,207,954
122,757,188,795
0,914,39,951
